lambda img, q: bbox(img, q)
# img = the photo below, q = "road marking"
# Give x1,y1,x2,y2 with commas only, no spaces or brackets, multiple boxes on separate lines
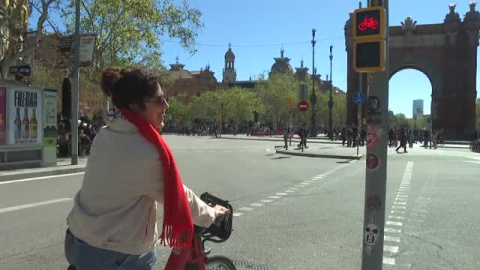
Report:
386,221,403,227
0,172,85,185
276,193,288,196
383,257,395,265
250,203,263,207
390,210,405,214
395,197,407,201
396,195,408,198
233,212,243,217
284,190,294,193
384,227,402,233
238,207,254,212
388,215,405,220
269,196,281,199
384,235,401,243
384,245,399,253
261,199,273,203
392,205,406,209
393,201,407,205
0,198,72,214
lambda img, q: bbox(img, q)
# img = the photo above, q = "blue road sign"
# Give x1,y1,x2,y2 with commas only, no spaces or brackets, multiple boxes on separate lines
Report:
353,91,365,104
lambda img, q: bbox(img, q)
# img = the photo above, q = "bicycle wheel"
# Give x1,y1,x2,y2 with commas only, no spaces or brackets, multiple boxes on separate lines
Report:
206,255,236,270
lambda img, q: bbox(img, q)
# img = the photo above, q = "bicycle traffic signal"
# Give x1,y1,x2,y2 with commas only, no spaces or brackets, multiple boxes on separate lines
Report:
352,6,387,73
353,7,386,40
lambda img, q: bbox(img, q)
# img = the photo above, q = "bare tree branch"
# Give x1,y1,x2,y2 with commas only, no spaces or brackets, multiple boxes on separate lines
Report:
81,0,97,33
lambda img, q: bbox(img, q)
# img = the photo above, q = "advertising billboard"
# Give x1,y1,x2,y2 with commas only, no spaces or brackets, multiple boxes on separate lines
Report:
8,87,43,145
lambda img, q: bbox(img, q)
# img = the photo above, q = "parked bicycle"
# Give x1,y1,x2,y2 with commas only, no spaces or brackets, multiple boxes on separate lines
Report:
470,140,480,153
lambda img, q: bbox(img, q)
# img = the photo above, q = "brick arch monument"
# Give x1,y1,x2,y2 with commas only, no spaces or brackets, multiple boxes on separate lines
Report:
345,3,480,139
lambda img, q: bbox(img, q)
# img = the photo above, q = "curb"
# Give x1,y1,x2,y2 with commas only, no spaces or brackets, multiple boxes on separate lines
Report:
217,137,343,145
0,166,86,182
276,150,363,160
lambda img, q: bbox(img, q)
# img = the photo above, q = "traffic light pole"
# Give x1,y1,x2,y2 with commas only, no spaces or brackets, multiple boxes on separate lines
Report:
71,0,81,165
361,0,389,269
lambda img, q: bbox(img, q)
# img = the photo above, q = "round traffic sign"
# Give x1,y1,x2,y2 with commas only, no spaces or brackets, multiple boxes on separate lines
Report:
353,91,365,105
298,101,309,112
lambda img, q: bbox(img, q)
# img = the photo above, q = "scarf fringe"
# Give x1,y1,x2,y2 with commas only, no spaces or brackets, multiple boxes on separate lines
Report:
160,224,193,248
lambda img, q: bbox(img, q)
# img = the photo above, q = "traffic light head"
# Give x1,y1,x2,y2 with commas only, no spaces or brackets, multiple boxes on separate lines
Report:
353,7,386,40
354,40,386,73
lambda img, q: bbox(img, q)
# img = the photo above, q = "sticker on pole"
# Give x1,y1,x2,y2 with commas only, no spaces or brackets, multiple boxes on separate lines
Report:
367,126,384,149
297,101,309,112
366,195,382,211
366,154,380,171
365,211,379,255
353,91,365,105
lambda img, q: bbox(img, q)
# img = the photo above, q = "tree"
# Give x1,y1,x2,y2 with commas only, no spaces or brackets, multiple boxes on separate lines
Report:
256,74,299,129
61,0,202,70
0,0,59,78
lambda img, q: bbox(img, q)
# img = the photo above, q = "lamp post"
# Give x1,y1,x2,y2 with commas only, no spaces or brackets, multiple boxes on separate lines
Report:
328,45,334,141
310,29,318,137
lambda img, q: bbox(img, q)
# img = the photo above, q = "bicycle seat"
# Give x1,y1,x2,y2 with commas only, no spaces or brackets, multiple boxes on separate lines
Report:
200,192,233,242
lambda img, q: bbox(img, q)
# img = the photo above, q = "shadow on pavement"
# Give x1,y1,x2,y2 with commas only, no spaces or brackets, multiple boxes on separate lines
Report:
271,156,291,160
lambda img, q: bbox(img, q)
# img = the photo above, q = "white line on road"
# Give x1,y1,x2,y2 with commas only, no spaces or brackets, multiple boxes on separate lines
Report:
384,227,402,233
388,215,405,220
0,172,84,185
395,197,408,201
386,221,403,227
0,198,72,214
384,235,401,243
396,195,408,198
269,196,281,199
261,199,273,203
383,257,395,265
233,212,243,217
276,193,288,196
384,245,399,253
391,210,405,214
250,203,263,207
392,205,407,209
393,201,407,205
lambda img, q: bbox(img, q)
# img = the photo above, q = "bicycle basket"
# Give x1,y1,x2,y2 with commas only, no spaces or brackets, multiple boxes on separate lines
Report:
200,192,233,242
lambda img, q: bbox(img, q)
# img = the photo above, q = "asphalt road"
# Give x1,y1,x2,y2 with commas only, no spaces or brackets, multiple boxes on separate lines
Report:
0,135,479,270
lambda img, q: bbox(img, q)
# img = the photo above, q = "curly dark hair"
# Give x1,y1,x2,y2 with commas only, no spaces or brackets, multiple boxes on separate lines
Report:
100,68,160,109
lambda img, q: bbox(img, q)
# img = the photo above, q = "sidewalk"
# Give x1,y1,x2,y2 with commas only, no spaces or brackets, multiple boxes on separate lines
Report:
275,144,364,160
0,157,88,182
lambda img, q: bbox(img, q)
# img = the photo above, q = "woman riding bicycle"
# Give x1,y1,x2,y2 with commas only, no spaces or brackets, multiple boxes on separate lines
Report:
64,68,229,269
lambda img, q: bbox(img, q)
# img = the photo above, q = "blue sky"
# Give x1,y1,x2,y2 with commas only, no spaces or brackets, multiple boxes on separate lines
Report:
161,0,479,118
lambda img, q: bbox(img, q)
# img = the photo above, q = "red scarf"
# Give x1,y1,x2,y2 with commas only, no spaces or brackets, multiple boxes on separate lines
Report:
120,108,193,248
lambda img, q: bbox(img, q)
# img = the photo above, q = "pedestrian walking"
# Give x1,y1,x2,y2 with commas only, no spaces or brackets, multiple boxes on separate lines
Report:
396,128,408,153
283,127,289,150
408,130,414,148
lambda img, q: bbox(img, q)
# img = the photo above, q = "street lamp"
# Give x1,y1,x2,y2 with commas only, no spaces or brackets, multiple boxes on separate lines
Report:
310,29,318,137
328,45,334,141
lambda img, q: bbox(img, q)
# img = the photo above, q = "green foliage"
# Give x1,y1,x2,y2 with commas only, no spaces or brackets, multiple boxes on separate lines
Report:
61,0,203,70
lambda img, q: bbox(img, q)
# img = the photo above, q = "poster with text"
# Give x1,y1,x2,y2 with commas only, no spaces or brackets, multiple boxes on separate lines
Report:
0,87,6,145
8,87,43,145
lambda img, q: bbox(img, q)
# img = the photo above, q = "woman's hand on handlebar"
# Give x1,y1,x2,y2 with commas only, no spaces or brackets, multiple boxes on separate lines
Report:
213,205,230,217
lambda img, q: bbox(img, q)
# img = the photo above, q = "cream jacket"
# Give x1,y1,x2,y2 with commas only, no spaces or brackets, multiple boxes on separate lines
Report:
67,116,217,255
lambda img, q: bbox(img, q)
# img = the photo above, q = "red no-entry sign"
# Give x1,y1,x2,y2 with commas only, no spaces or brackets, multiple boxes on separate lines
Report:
298,101,309,112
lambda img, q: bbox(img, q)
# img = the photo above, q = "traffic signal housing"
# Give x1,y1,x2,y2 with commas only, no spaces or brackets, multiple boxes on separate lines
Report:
354,40,386,73
353,6,387,73
353,6,386,40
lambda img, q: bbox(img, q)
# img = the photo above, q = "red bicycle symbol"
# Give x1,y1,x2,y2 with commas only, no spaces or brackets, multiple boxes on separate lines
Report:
359,17,379,31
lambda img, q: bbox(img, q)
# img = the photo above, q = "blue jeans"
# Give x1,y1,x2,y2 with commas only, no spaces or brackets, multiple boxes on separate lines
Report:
64,229,156,270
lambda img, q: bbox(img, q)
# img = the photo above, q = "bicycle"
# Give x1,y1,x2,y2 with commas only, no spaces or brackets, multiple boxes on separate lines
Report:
358,17,379,31
470,140,480,153
165,192,236,270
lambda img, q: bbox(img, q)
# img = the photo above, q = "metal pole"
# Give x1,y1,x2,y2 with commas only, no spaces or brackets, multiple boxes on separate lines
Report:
357,74,362,156
71,0,81,165
310,29,317,137
361,0,389,269
329,45,334,141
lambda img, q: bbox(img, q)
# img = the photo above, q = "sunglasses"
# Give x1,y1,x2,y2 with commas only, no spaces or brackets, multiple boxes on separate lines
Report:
145,95,169,106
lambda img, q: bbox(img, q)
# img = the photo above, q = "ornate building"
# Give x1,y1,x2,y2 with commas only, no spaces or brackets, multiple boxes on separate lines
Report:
222,44,236,84
164,58,218,101
269,49,293,77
